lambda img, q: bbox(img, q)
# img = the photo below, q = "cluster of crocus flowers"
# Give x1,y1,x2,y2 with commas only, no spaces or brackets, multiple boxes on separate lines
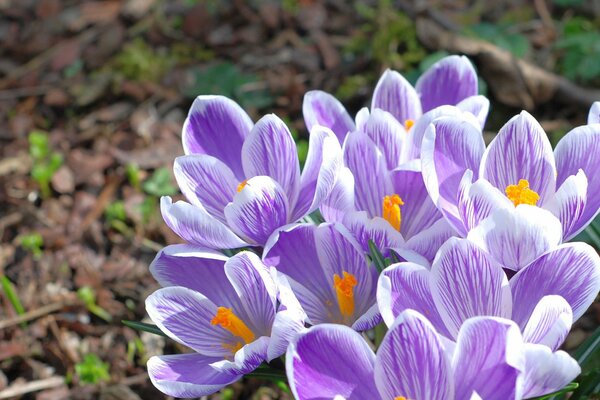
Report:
144,55,600,399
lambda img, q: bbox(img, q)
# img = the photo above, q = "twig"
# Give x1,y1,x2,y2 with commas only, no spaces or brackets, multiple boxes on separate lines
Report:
0,376,65,399
0,301,74,330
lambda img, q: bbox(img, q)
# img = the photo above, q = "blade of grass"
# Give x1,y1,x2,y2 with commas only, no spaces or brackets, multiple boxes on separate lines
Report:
122,320,168,338
1,275,26,328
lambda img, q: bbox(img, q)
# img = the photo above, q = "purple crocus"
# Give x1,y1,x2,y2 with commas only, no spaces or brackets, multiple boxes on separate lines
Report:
287,309,580,399
422,105,600,241
263,223,380,331
145,246,304,397
303,55,488,144
378,237,600,349
161,95,342,249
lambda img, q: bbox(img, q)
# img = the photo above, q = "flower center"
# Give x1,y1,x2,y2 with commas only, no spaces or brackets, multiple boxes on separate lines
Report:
211,307,255,348
395,397,408,400
505,179,539,206
333,271,358,318
382,194,404,231
404,119,415,131
237,179,248,193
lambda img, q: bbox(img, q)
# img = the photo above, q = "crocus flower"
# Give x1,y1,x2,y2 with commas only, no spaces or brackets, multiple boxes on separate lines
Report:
145,247,304,398
263,223,379,331
161,95,342,249
303,55,489,144
287,309,580,400
378,237,600,349
422,105,600,240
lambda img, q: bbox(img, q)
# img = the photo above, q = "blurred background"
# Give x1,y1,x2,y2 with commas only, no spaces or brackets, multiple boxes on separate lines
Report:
1,0,599,399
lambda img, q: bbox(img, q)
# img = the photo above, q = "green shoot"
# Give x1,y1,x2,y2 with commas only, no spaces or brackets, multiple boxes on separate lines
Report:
75,354,110,384
1,275,26,327
28,130,63,198
77,286,112,322
19,233,44,259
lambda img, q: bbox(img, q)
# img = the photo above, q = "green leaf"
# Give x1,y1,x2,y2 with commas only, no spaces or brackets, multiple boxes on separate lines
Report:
1,275,26,327
245,363,288,382
75,354,110,384
530,382,579,399
122,320,169,338
368,240,389,273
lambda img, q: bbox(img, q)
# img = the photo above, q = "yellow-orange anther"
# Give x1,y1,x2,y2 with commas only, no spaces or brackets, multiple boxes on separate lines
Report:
237,179,248,193
211,307,255,345
383,194,405,231
333,271,358,317
394,397,408,400
404,119,415,131
505,179,540,206
222,341,243,354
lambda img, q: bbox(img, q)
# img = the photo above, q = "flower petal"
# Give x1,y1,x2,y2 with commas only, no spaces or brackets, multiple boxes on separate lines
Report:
146,287,232,357
452,317,525,400
421,115,486,234
374,309,453,400
266,306,306,361
241,114,301,205
173,155,238,222
587,101,600,124
457,171,514,235
522,295,572,350
480,111,556,204
510,242,600,325
391,162,441,239
293,126,343,220
303,90,355,143
377,263,450,337
554,124,600,238
521,344,581,399
341,211,405,257
546,169,588,241
224,176,289,245
456,95,490,129
287,324,379,400
404,218,456,264
160,197,247,249
320,167,355,223
147,353,241,398
431,238,512,338
182,95,253,179
224,252,277,336
211,336,270,375
416,55,478,112
467,205,562,271
263,224,335,325
358,108,406,169
343,131,392,218
372,69,422,124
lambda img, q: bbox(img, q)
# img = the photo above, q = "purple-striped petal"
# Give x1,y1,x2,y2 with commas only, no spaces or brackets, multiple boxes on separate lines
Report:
146,287,233,357
343,131,392,218
224,252,277,336
211,336,270,375
546,169,588,241
510,242,600,325
431,238,512,338
377,263,450,337
457,171,513,235
391,163,441,239
554,124,600,238
522,344,580,399
341,211,405,257
587,101,600,124
374,310,453,400
421,115,486,234
467,205,562,271
263,224,336,325
224,176,289,245
452,317,525,400
241,114,300,205
481,111,556,205
182,95,253,179
293,126,343,220
416,55,478,112
173,155,238,222
160,197,247,249
303,90,355,143
266,306,306,361
287,324,379,400
404,218,456,264
372,69,422,124
147,353,241,398
456,95,490,129
321,167,355,223
522,295,572,350
358,108,407,169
